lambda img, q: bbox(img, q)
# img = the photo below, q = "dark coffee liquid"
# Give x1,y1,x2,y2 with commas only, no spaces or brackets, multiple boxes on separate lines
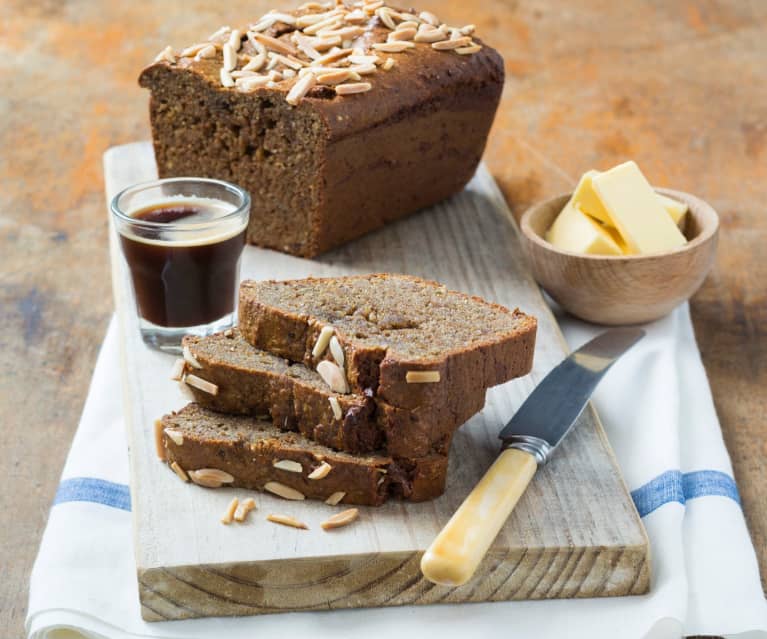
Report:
119,200,246,328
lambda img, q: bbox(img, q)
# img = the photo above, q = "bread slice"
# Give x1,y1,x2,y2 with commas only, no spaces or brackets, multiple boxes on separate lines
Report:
160,404,449,506
239,274,537,409
180,330,485,458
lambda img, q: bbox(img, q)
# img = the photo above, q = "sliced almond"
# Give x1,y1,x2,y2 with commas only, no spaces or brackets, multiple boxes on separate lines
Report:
286,71,316,106
208,25,231,42
414,24,449,43
234,497,257,522
312,325,335,358
371,41,415,53
316,360,349,393
184,374,219,395
227,29,242,52
460,24,476,36
251,31,299,56
221,497,239,524
419,11,440,26
325,491,346,506
154,419,166,461
405,370,441,383
182,345,203,369
272,459,304,473
317,69,357,85
431,36,472,51
195,44,217,60
220,67,235,88
308,461,333,480
170,461,190,482
180,42,210,58
154,45,176,64
382,57,396,70
267,513,309,529
455,44,482,55
335,82,372,95
264,481,306,500
329,336,345,367
222,42,237,71
189,468,235,488
309,47,353,66
164,428,184,446
388,27,417,42
170,358,186,381
328,396,343,420
375,7,397,29
321,508,359,530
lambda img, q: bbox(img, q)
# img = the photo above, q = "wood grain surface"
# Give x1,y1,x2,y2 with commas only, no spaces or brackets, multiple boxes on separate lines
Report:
1,1,765,637
106,142,648,621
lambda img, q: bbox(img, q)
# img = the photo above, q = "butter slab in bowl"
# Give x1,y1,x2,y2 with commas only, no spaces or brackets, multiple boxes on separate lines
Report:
520,188,719,325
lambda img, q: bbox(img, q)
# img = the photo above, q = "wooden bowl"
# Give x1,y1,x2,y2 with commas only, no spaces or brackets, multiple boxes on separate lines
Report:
520,189,719,325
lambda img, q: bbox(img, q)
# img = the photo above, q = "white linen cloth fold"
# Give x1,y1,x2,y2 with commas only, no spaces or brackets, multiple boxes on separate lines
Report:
26,304,767,639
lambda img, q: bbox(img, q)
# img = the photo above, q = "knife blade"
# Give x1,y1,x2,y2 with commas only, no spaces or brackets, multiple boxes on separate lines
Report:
420,327,645,587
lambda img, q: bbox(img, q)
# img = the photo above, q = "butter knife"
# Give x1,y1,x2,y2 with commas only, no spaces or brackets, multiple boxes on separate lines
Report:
420,327,645,586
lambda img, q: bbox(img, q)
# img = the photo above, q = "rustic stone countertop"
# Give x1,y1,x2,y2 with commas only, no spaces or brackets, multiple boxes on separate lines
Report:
1,1,764,637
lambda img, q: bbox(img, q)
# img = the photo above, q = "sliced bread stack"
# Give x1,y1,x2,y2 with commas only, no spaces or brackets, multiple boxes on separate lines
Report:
159,274,537,506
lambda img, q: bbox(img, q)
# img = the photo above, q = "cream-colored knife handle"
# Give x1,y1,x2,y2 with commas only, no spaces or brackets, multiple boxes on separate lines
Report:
420,447,537,586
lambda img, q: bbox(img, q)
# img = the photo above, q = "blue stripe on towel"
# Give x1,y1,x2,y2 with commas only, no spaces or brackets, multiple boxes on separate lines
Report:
631,469,740,517
54,477,131,511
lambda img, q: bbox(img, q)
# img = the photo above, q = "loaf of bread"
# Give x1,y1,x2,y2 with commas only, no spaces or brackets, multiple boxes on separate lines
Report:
138,3,504,257
161,403,448,505
239,274,537,409
181,330,485,457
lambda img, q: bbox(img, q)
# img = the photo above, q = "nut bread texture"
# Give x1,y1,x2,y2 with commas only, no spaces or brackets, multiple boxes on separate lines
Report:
138,4,504,257
238,274,537,410
161,403,449,505
182,330,484,457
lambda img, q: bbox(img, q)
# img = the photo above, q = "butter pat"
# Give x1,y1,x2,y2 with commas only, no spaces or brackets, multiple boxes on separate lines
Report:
657,193,688,229
591,161,686,254
545,200,624,256
571,170,611,225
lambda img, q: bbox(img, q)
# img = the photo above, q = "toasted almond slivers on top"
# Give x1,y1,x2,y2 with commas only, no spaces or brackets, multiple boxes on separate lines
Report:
170,461,190,482
164,428,184,446
195,44,217,60
189,468,235,488
317,69,356,85
456,44,482,55
221,497,239,524
220,68,235,88
234,497,257,522
382,57,396,70
154,45,176,64
222,43,237,71
335,82,372,95
154,419,166,460
419,10,440,26
227,28,242,52
405,370,441,383
286,71,316,105
180,42,210,58
325,491,346,505
170,358,186,381
182,345,203,369
208,25,231,42
251,31,299,57
321,508,359,530
431,36,472,50
371,41,415,52
388,27,417,42
460,24,476,35
414,25,449,43
375,7,397,30
308,461,333,480
264,481,306,500
310,47,353,66
185,374,219,395
267,513,309,529
328,396,343,420
273,459,304,473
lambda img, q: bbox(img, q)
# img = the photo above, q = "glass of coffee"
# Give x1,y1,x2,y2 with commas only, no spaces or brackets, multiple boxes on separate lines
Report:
111,177,250,353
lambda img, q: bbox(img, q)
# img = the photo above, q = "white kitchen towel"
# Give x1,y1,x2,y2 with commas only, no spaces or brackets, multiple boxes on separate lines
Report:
26,304,767,639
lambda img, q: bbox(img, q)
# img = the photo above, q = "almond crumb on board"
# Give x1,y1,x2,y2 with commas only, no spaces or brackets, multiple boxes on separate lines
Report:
184,374,219,395
308,461,333,480
272,459,304,473
405,370,441,383
264,481,306,500
267,513,309,529
221,497,239,524
325,491,346,506
154,419,166,460
170,461,190,482
234,497,257,522
321,508,359,530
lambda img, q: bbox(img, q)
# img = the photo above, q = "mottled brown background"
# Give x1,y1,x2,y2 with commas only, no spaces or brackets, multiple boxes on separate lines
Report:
1,1,764,637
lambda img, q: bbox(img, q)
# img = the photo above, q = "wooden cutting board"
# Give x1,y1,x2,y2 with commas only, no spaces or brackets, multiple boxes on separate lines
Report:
104,141,649,622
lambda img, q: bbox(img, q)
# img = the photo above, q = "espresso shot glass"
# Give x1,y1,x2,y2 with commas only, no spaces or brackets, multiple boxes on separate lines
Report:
111,177,250,353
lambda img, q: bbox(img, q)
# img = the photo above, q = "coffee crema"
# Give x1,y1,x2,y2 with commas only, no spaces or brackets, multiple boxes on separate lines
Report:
119,197,246,328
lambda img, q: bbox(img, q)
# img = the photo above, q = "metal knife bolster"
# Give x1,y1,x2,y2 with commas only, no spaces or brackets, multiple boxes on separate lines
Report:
502,435,552,465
